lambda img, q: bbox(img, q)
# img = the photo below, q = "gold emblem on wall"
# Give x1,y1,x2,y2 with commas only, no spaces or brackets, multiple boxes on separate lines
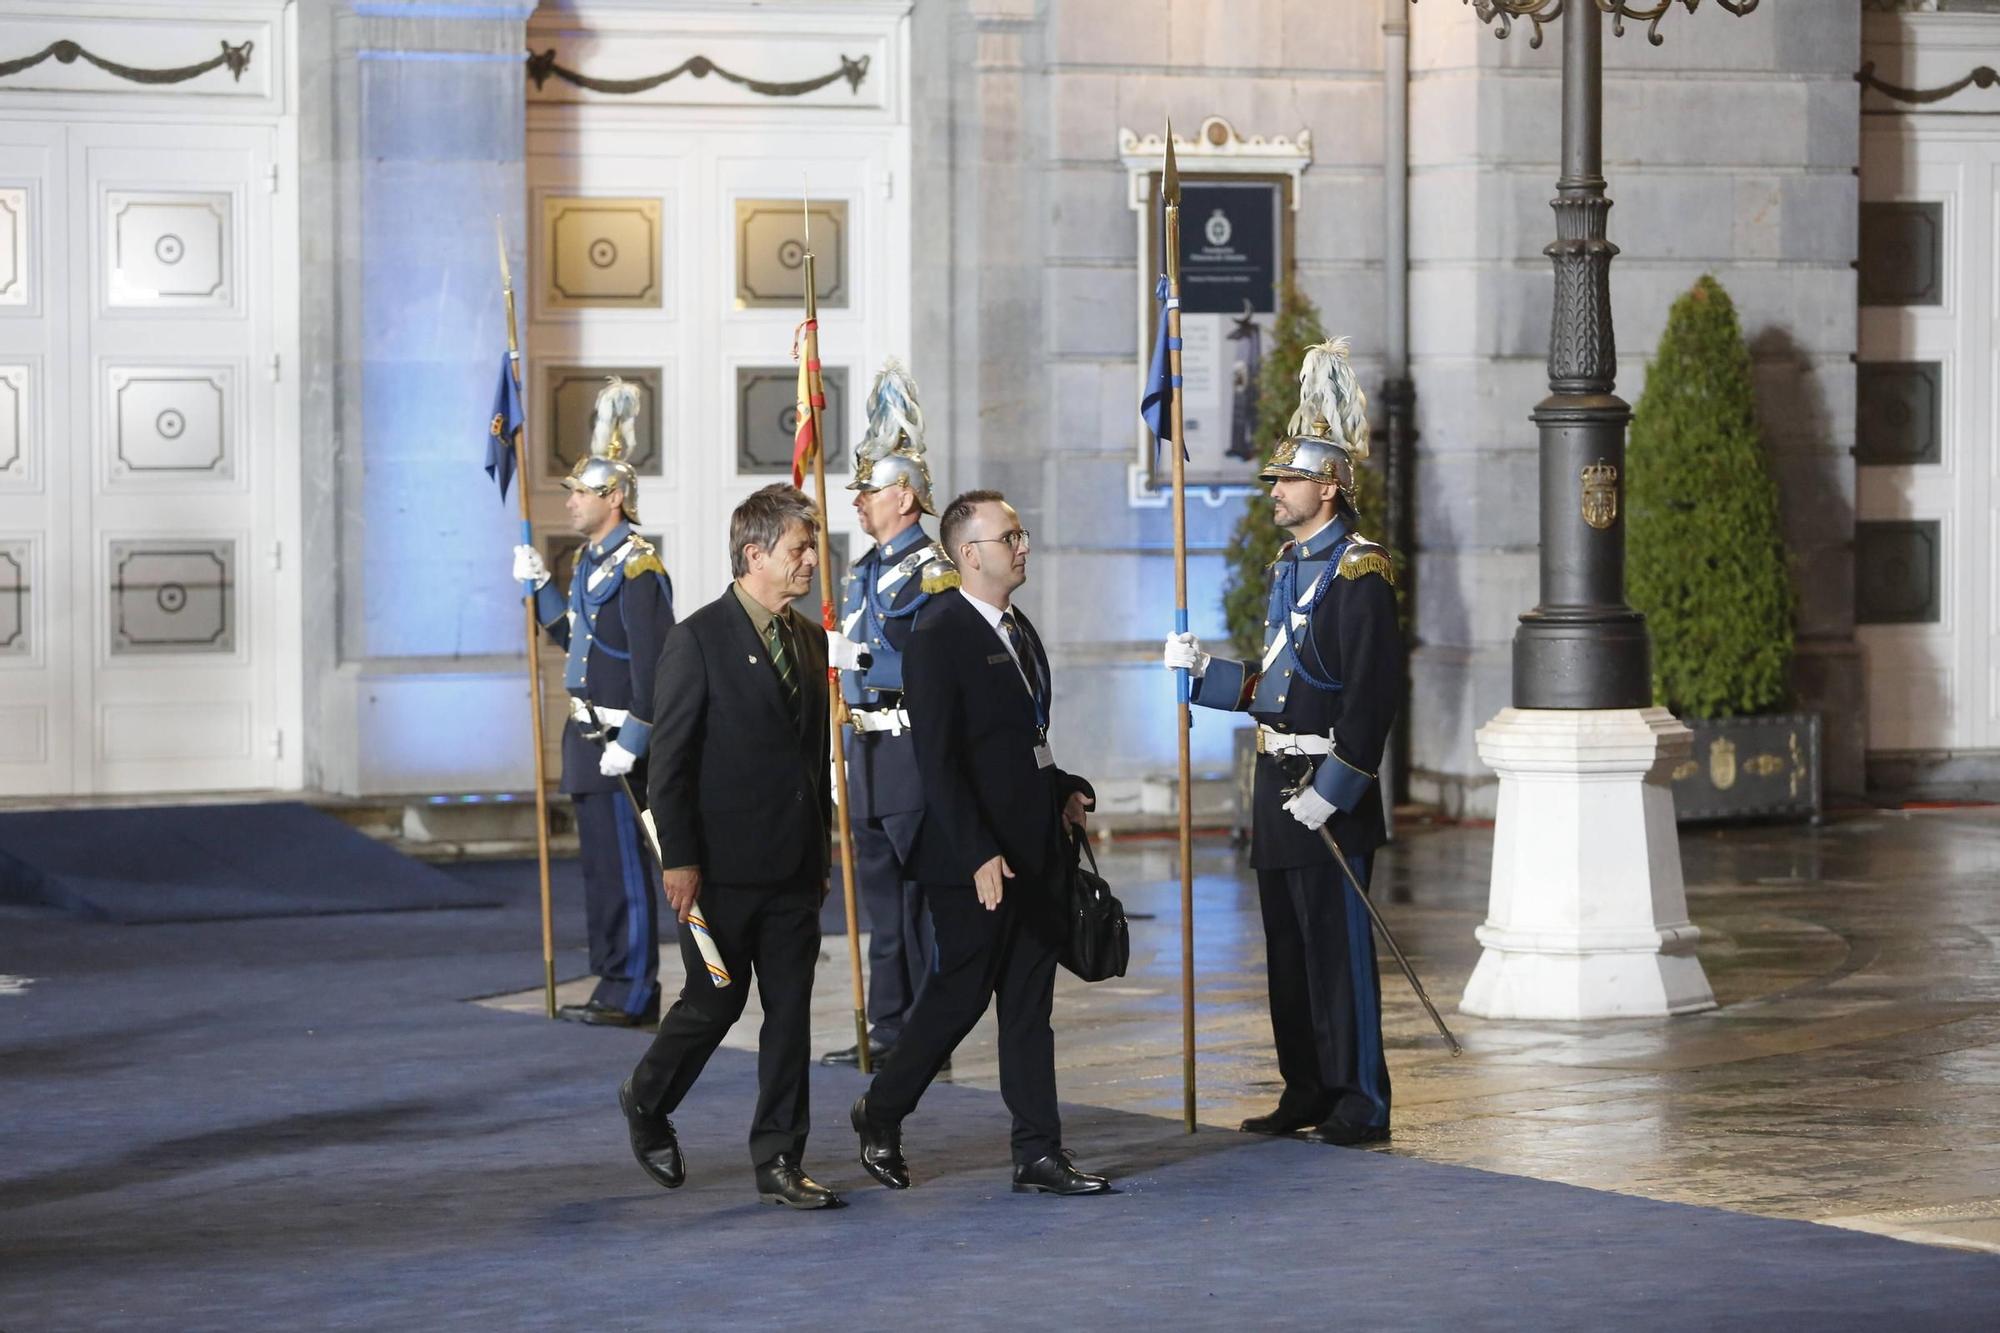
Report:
1581,458,1619,530
1671,760,1699,782
1709,736,1738,791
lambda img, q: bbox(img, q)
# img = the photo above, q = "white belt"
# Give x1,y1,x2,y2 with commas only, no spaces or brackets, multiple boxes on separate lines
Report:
568,701,629,729
1256,724,1331,756
849,707,911,735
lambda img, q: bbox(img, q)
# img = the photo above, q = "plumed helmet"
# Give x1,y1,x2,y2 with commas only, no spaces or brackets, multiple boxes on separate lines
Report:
563,376,642,523
1260,337,1370,496
848,357,937,516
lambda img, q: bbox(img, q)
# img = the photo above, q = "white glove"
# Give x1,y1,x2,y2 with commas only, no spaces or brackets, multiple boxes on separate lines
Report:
512,544,550,590
598,740,638,778
826,629,871,673
1284,784,1337,832
1162,631,1209,679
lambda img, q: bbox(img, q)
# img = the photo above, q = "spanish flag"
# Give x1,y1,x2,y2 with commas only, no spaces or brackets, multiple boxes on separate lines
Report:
791,317,824,487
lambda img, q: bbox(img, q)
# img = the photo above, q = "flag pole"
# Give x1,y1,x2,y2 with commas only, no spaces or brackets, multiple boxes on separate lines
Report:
496,219,559,1020
800,198,873,1076
1164,126,1197,1134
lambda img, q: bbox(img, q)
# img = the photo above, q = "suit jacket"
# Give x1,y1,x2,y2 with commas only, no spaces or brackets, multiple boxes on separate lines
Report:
646,585,832,886
903,591,1093,897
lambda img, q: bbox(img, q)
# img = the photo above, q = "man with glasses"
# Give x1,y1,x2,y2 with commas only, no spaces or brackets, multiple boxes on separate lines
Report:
849,489,1113,1197
616,483,842,1210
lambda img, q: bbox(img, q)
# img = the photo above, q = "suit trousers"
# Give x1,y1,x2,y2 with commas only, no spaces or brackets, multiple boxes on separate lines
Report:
865,881,1061,1165
855,810,932,1046
571,790,660,1016
628,870,822,1166
1257,852,1391,1129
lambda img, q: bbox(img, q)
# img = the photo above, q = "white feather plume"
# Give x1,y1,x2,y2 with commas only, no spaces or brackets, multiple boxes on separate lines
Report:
590,376,641,459
857,358,926,465
1289,337,1369,461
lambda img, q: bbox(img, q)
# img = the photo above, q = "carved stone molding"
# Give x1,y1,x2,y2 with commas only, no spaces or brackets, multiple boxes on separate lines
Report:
0,39,252,88
1117,117,1313,211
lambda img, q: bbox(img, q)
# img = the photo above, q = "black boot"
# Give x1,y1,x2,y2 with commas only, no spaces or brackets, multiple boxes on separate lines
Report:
754,1154,844,1209
1011,1153,1113,1196
852,1096,910,1190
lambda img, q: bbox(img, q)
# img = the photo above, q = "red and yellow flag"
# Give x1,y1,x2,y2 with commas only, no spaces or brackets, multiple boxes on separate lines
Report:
791,317,824,487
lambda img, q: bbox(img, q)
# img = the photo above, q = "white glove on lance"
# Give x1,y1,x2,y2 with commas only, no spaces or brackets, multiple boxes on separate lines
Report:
598,740,638,778
1284,785,1337,832
826,629,871,673
1162,631,1209,678
512,544,550,590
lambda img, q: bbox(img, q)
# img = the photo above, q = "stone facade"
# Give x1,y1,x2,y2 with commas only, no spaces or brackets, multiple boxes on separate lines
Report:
913,1,1863,818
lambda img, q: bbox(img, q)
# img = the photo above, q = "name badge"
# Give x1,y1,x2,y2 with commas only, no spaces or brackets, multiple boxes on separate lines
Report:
987,652,1012,665
1033,743,1055,770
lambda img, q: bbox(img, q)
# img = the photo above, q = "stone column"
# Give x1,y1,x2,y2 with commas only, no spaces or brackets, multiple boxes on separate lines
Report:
304,0,536,795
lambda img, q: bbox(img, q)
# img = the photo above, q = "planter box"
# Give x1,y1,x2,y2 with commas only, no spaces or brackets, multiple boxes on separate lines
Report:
1669,711,1821,823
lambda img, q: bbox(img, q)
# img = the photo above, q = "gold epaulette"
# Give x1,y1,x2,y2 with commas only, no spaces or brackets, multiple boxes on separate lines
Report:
920,554,961,594
624,538,666,581
1338,544,1396,586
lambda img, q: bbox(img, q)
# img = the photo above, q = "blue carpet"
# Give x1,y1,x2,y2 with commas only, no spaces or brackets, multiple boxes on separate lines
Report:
1,859,1997,1329
0,803,499,923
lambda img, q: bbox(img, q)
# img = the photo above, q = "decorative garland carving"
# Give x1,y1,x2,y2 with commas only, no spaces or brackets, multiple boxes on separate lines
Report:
0,39,253,86
526,50,869,99
1857,60,2000,107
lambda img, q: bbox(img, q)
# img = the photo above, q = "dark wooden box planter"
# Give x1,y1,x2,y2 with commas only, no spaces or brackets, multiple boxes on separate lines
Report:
1669,711,1821,823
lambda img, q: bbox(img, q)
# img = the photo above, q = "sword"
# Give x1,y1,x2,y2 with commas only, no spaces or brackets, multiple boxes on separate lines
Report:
569,698,731,989
1280,758,1461,1056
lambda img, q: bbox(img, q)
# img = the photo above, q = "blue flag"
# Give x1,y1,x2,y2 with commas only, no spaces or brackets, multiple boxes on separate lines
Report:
1139,274,1185,460
485,353,524,500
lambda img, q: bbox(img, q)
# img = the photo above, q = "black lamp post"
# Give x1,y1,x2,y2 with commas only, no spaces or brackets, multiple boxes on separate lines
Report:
1428,0,1762,709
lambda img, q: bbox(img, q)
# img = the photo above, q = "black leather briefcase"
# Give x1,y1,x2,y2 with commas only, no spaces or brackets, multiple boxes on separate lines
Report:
1060,826,1129,982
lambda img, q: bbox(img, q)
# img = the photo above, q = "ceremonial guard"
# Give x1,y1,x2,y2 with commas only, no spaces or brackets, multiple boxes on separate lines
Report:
818,360,958,1070
513,379,675,1028
1163,340,1403,1146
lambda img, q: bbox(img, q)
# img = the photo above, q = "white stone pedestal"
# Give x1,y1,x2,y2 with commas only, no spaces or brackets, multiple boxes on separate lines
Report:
1459,707,1717,1020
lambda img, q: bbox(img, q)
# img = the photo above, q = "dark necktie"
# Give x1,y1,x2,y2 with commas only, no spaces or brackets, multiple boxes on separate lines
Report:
764,615,801,730
999,609,1042,715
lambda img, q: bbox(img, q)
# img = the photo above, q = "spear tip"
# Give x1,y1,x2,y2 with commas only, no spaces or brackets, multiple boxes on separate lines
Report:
494,215,513,288
1163,120,1179,205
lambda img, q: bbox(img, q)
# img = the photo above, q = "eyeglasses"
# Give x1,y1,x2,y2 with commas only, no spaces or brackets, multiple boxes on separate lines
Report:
966,529,1031,551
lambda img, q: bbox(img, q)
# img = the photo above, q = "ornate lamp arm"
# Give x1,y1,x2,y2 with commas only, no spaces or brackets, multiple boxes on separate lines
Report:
1420,0,1759,48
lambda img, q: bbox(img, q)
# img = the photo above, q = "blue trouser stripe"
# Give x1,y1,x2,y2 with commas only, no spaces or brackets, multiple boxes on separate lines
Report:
1342,852,1388,1125
611,797,652,1013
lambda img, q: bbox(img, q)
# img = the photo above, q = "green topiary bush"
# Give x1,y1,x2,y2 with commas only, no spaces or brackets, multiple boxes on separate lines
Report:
1626,274,1794,718
1219,276,1389,658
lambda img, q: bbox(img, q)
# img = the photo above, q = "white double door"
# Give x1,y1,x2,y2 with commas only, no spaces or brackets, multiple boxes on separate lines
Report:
0,120,284,796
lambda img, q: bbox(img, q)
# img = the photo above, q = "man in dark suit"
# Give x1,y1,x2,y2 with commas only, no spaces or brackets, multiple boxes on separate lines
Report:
850,489,1111,1197
617,483,842,1210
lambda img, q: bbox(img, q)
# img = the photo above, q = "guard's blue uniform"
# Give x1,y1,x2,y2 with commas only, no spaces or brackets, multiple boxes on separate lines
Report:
1190,514,1401,1131
838,522,956,1049
531,522,676,1018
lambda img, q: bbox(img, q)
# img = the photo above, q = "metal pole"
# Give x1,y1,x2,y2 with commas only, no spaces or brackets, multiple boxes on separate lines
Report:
1163,130,1196,1135
1382,0,1418,806
1513,0,1651,710
496,222,558,1020
801,243,872,1076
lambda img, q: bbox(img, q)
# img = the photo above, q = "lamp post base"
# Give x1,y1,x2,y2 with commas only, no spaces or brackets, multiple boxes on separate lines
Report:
1459,707,1717,1021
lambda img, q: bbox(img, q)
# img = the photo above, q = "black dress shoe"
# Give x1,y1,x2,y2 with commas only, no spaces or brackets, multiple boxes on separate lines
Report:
755,1154,844,1209
617,1078,685,1189
1239,1105,1327,1136
559,998,660,1028
819,1040,894,1068
1011,1153,1113,1196
1302,1120,1391,1147
852,1096,909,1190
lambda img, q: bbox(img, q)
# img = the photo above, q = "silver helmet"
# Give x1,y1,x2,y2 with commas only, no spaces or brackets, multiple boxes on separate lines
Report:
848,357,937,516
1260,337,1370,498
563,376,642,523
